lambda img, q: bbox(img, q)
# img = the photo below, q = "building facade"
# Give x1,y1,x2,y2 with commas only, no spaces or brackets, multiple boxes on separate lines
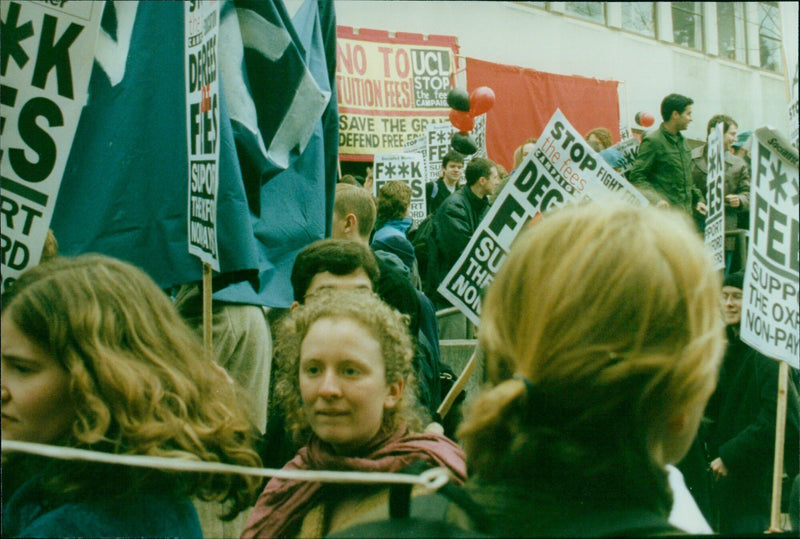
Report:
333,1,796,143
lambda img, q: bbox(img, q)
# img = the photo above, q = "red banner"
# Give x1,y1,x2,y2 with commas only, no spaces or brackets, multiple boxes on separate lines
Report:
336,27,459,160
466,57,619,172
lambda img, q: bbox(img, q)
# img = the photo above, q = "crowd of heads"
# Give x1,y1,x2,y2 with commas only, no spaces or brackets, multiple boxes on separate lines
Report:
4,83,777,537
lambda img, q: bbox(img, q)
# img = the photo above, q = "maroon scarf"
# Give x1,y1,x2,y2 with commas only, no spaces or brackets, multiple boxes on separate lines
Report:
241,426,466,538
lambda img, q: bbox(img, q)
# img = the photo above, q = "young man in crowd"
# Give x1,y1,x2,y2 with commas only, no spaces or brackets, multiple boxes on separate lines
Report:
427,157,499,339
629,93,707,219
690,114,750,234
331,183,443,417
426,150,465,215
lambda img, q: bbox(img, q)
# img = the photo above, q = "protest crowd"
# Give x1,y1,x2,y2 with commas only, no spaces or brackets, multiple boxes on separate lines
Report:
2,1,799,538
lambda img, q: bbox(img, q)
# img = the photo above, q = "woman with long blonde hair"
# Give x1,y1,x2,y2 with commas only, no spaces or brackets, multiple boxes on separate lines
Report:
1,254,262,537
454,200,726,536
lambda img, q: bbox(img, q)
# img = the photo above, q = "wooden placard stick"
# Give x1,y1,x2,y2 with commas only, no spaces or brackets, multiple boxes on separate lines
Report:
202,262,213,360
436,347,479,420
768,360,789,533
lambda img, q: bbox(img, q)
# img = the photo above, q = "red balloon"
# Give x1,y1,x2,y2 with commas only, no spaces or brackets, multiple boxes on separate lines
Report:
469,86,495,116
636,111,655,127
449,109,474,132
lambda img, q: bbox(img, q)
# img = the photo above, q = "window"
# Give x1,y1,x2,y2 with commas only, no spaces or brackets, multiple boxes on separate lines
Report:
757,2,782,72
621,2,655,38
717,3,745,61
563,2,605,24
672,2,703,50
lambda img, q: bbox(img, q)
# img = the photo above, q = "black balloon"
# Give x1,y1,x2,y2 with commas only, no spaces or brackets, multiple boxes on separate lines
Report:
447,88,471,112
451,131,478,155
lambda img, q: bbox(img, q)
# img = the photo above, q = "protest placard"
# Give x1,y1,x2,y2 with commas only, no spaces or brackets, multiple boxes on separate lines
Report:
610,137,640,175
704,123,725,271
789,62,798,150
472,114,487,159
0,1,103,292
403,134,426,158
425,122,457,182
336,28,458,159
437,109,648,325
423,118,486,182
185,0,220,271
741,128,799,367
373,153,426,223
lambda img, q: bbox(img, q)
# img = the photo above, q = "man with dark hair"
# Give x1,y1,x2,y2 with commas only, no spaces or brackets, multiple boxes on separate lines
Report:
426,150,465,215
290,238,379,305
428,157,499,338
262,238,381,468
690,114,750,234
630,93,707,218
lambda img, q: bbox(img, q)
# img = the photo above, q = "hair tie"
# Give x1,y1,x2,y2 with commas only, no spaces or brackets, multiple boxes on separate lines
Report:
513,373,537,396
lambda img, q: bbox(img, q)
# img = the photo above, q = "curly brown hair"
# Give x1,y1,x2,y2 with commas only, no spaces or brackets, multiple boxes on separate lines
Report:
273,288,424,444
2,254,263,518
585,127,614,150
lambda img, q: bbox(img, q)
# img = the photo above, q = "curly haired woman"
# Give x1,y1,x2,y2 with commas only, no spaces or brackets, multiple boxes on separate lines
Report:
242,289,465,538
1,254,262,537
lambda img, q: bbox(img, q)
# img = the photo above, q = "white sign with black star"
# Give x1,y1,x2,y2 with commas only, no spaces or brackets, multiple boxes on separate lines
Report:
373,153,426,223
741,127,799,367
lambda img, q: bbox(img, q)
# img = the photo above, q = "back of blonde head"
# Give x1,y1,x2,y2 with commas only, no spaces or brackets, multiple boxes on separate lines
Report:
458,200,724,511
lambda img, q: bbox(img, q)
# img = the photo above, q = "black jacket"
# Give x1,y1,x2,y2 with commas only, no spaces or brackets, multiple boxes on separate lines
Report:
706,327,800,524
426,186,488,307
426,177,456,215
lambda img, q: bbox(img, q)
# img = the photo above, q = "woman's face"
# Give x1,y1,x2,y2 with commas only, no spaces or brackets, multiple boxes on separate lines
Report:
299,316,402,454
1,314,75,444
587,134,604,152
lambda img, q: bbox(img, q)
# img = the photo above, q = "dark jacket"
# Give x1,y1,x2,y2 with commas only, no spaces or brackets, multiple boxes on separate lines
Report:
437,480,679,537
374,250,441,415
690,145,750,231
426,177,456,215
629,124,704,215
2,472,201,538
706,327,800,531
426,185,488,307
372,219,415,265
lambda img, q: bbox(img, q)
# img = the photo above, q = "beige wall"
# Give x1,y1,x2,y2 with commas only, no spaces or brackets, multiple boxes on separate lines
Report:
325,1,792,141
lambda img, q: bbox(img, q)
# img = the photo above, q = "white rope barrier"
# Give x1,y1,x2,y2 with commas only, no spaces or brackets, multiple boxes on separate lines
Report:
1,440,451,490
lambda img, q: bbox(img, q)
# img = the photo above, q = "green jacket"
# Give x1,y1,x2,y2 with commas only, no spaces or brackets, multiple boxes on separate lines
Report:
629,124,704,215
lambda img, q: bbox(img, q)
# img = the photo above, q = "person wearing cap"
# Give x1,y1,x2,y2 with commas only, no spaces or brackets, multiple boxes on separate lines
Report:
690,114,750,234
704,271,800,534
